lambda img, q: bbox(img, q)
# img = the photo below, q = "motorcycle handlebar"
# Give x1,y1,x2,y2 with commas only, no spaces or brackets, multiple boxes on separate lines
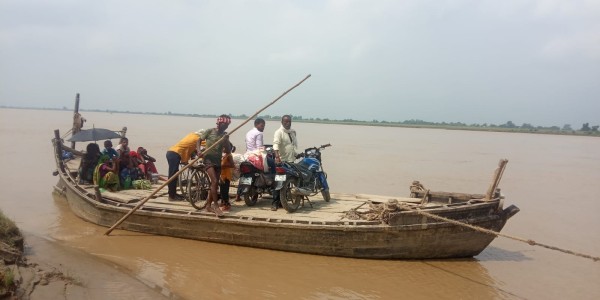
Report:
299,144,331,157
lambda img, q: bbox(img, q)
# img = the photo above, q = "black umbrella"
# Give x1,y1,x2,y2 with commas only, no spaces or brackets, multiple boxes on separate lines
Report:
67,128,122,142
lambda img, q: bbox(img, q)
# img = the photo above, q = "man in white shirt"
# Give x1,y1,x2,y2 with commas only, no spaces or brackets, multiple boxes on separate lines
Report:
271,115,298,211
273,115,297,164
245,118,265,152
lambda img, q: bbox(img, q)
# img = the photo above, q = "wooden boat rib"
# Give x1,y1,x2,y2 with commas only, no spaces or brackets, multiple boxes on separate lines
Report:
51,131,519,259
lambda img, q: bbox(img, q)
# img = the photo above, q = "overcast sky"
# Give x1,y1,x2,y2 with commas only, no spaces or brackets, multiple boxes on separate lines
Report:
1,0,599,127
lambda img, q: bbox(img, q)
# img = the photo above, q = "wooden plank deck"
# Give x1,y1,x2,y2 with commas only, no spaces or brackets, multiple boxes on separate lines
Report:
66,157,438,223
77,182,436,223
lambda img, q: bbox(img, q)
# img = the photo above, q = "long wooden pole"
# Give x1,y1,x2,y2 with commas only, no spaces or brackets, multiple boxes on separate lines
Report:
105,74,311,235
485,159,508,200
70,93,80,149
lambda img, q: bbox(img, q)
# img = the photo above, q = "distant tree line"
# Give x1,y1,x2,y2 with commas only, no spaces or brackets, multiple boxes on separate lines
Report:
1,105,598,136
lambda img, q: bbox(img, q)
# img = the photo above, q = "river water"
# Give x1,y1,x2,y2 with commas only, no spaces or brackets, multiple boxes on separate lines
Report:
0,108,598,299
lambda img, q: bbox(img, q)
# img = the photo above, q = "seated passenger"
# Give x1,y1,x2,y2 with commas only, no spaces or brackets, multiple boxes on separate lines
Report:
119,151,143,189
115,137,130,157
78,143,101,184
102,140,119,159
94,155,120,192
135,147,159,179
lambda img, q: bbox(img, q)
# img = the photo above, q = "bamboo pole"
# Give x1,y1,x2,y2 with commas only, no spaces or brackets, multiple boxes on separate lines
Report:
105,74,311,235
54,130,65,172
70,93,80,149
485,159,508,200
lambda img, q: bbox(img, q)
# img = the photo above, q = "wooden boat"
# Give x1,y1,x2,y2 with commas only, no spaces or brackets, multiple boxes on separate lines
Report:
50,112,519,259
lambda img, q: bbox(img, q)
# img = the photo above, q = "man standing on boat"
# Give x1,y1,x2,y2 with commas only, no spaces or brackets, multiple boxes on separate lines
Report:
273,115,298,164
245,118,265,152
271,115,298,210
197,115,232,217
166,131,203,201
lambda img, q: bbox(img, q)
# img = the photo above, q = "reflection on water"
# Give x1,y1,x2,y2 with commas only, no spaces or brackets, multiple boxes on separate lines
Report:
476,246,532,262
1,109,599,299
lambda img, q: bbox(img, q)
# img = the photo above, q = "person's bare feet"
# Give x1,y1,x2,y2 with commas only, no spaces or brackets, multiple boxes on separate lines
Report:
211,203,224,217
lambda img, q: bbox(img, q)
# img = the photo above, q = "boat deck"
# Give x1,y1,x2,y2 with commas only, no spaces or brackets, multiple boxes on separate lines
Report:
63,158,472,223
76,182,426,222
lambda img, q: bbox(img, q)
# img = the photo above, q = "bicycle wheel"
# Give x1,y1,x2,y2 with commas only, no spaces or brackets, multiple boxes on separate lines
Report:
187,169,211,210
178,165,193,196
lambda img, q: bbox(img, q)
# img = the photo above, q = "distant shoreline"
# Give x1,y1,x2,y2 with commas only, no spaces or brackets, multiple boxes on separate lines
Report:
2,105,599,137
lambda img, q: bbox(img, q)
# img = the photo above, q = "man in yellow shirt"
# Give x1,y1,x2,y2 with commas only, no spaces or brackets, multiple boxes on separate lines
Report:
166,131,202,200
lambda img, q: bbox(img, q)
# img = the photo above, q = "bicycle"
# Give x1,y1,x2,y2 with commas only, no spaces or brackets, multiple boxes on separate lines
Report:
185,163,212,210
177,162,194,196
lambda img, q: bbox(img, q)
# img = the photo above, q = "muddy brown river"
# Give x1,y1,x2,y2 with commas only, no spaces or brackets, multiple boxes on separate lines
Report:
1,108,598,299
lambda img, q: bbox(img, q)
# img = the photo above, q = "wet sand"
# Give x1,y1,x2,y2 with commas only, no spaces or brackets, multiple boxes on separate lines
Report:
1,108,599,299
17,233,170,299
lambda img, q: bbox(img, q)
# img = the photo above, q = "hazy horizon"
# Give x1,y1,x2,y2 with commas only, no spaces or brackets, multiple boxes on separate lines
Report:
4,104,597,130
1,1,599,127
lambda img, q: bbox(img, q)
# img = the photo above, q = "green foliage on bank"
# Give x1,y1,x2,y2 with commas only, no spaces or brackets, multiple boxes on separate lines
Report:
0,210,20,296
0,210,20,248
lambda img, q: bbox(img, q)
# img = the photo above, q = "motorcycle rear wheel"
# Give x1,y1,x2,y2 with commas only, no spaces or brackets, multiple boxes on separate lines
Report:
280,179,302,212
243,187,259,206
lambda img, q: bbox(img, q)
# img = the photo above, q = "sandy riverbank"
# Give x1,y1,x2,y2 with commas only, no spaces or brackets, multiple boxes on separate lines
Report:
4,232,171,299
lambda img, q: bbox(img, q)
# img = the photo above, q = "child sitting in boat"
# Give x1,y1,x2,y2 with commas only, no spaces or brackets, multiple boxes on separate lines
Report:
102,140,119,159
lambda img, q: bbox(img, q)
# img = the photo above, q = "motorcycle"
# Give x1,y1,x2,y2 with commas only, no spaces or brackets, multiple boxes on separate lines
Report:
275,144,331,212
237,145,276,206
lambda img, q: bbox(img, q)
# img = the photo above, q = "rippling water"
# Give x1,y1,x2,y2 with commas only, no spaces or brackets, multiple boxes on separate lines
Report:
1,108,599,299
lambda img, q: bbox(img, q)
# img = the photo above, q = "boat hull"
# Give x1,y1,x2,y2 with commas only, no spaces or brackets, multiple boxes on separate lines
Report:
54,174,513,259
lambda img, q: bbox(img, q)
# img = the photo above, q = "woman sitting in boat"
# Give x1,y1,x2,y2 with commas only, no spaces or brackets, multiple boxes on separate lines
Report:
119,151,144,189
78,143,101,184
93,155,120,192
134,147,159,180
